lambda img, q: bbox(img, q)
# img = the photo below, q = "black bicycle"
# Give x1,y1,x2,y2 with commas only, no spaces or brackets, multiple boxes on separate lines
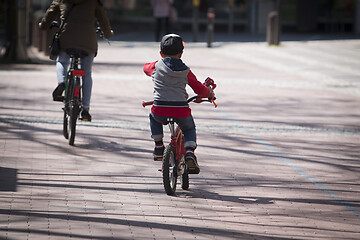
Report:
62,49,88,145
51,23,106,145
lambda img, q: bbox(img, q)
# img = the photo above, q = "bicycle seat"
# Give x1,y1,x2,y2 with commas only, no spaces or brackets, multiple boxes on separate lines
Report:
162,118,176,125
66,49,88,58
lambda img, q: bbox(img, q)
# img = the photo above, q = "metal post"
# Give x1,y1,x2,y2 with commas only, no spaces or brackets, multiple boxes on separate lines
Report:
26,0,30,45
249,0,258,34
356,0,360,34
3,0,29,62
275,0,281,44
17,0,29,61
207,8,215,48
4,0,17,60
228,0,234,34
192,0,200,42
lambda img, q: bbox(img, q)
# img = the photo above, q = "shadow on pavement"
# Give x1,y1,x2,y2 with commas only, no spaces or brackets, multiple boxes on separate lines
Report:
0,208,305,240
0,167,17,192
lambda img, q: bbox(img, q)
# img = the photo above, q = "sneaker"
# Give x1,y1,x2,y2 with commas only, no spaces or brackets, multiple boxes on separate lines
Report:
52,82,65,101
153,145,164,161
81,109,92,122
185,151,200,174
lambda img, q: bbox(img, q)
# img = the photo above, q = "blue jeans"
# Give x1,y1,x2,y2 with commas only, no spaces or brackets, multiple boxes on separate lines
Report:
56,51,95,110
149,113,197,149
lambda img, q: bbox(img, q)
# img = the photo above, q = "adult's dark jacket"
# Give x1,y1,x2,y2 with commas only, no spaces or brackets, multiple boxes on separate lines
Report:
40,0,112,54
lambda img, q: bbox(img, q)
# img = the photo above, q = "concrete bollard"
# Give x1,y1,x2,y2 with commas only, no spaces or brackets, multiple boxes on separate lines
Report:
267,11,280,46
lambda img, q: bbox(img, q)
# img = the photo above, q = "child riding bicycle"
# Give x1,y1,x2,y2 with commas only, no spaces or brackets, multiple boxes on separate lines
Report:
143,33,215,174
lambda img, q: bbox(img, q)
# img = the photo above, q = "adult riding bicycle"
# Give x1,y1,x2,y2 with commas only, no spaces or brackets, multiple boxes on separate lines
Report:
40,0,114,145
50,21,108,145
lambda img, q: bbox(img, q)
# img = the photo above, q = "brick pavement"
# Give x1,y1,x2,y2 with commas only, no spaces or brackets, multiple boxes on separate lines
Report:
0,37,359,239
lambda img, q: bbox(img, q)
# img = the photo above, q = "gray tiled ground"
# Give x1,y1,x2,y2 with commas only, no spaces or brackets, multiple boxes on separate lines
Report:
0,38,359,239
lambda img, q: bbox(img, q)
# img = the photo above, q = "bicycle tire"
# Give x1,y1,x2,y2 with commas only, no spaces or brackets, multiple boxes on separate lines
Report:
181,172,189,190
64,73,73,140
68,103,79,146
63,111,69,139
162,145,177,195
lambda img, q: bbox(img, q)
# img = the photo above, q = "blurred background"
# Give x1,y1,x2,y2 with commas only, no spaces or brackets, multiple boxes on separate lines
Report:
0,0,359,62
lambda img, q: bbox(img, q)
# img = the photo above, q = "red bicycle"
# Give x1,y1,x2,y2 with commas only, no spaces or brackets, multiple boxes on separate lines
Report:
142,79,217,195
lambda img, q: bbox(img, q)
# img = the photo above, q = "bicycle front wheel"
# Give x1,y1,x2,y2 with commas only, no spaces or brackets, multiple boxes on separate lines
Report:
162,145,177,195
68,104,79,146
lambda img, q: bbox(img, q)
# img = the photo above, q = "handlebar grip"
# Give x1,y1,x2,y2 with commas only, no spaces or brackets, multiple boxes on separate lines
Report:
96,27,104,39
50,21,59,29
188,96,217,107
187,96,198,103
142,100,154,107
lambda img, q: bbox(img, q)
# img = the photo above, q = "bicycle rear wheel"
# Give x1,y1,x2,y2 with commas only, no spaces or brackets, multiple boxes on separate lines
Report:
162,145,177,195
63,111,69,139
68,103,79,146
181,172,189,190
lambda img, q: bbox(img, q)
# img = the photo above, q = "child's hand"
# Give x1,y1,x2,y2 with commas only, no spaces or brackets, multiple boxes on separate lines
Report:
204,77,217,89
208,87,215,99
194,96,203,103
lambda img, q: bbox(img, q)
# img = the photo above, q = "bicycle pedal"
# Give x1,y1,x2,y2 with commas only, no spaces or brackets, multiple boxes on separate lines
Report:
153,157,163,161
53,96,64,102
80,117,91,122
187,167,200,174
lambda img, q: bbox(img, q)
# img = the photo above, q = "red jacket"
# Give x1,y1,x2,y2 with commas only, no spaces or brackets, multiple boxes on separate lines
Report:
143,59,210,118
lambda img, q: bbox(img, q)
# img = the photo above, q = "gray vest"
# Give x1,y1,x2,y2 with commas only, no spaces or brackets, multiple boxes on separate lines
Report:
152,59,190,103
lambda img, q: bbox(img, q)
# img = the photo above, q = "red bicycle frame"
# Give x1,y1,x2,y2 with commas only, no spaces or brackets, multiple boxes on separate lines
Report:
168,121,186,170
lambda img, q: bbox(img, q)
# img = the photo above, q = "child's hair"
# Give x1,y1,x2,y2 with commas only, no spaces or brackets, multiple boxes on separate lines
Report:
160,34,184,55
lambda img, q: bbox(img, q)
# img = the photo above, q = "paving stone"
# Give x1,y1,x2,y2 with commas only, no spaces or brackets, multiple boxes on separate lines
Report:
0,38,359,239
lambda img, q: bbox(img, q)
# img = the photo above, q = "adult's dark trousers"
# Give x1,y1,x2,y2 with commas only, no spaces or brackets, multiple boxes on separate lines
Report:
155,17,170,41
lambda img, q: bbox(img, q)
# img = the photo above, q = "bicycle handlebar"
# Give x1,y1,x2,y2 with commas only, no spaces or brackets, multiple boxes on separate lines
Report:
142,96,217,108
49,22,107,39
96,27,111,45
96,27,104,38
187,96,217,103
143,78,217,108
